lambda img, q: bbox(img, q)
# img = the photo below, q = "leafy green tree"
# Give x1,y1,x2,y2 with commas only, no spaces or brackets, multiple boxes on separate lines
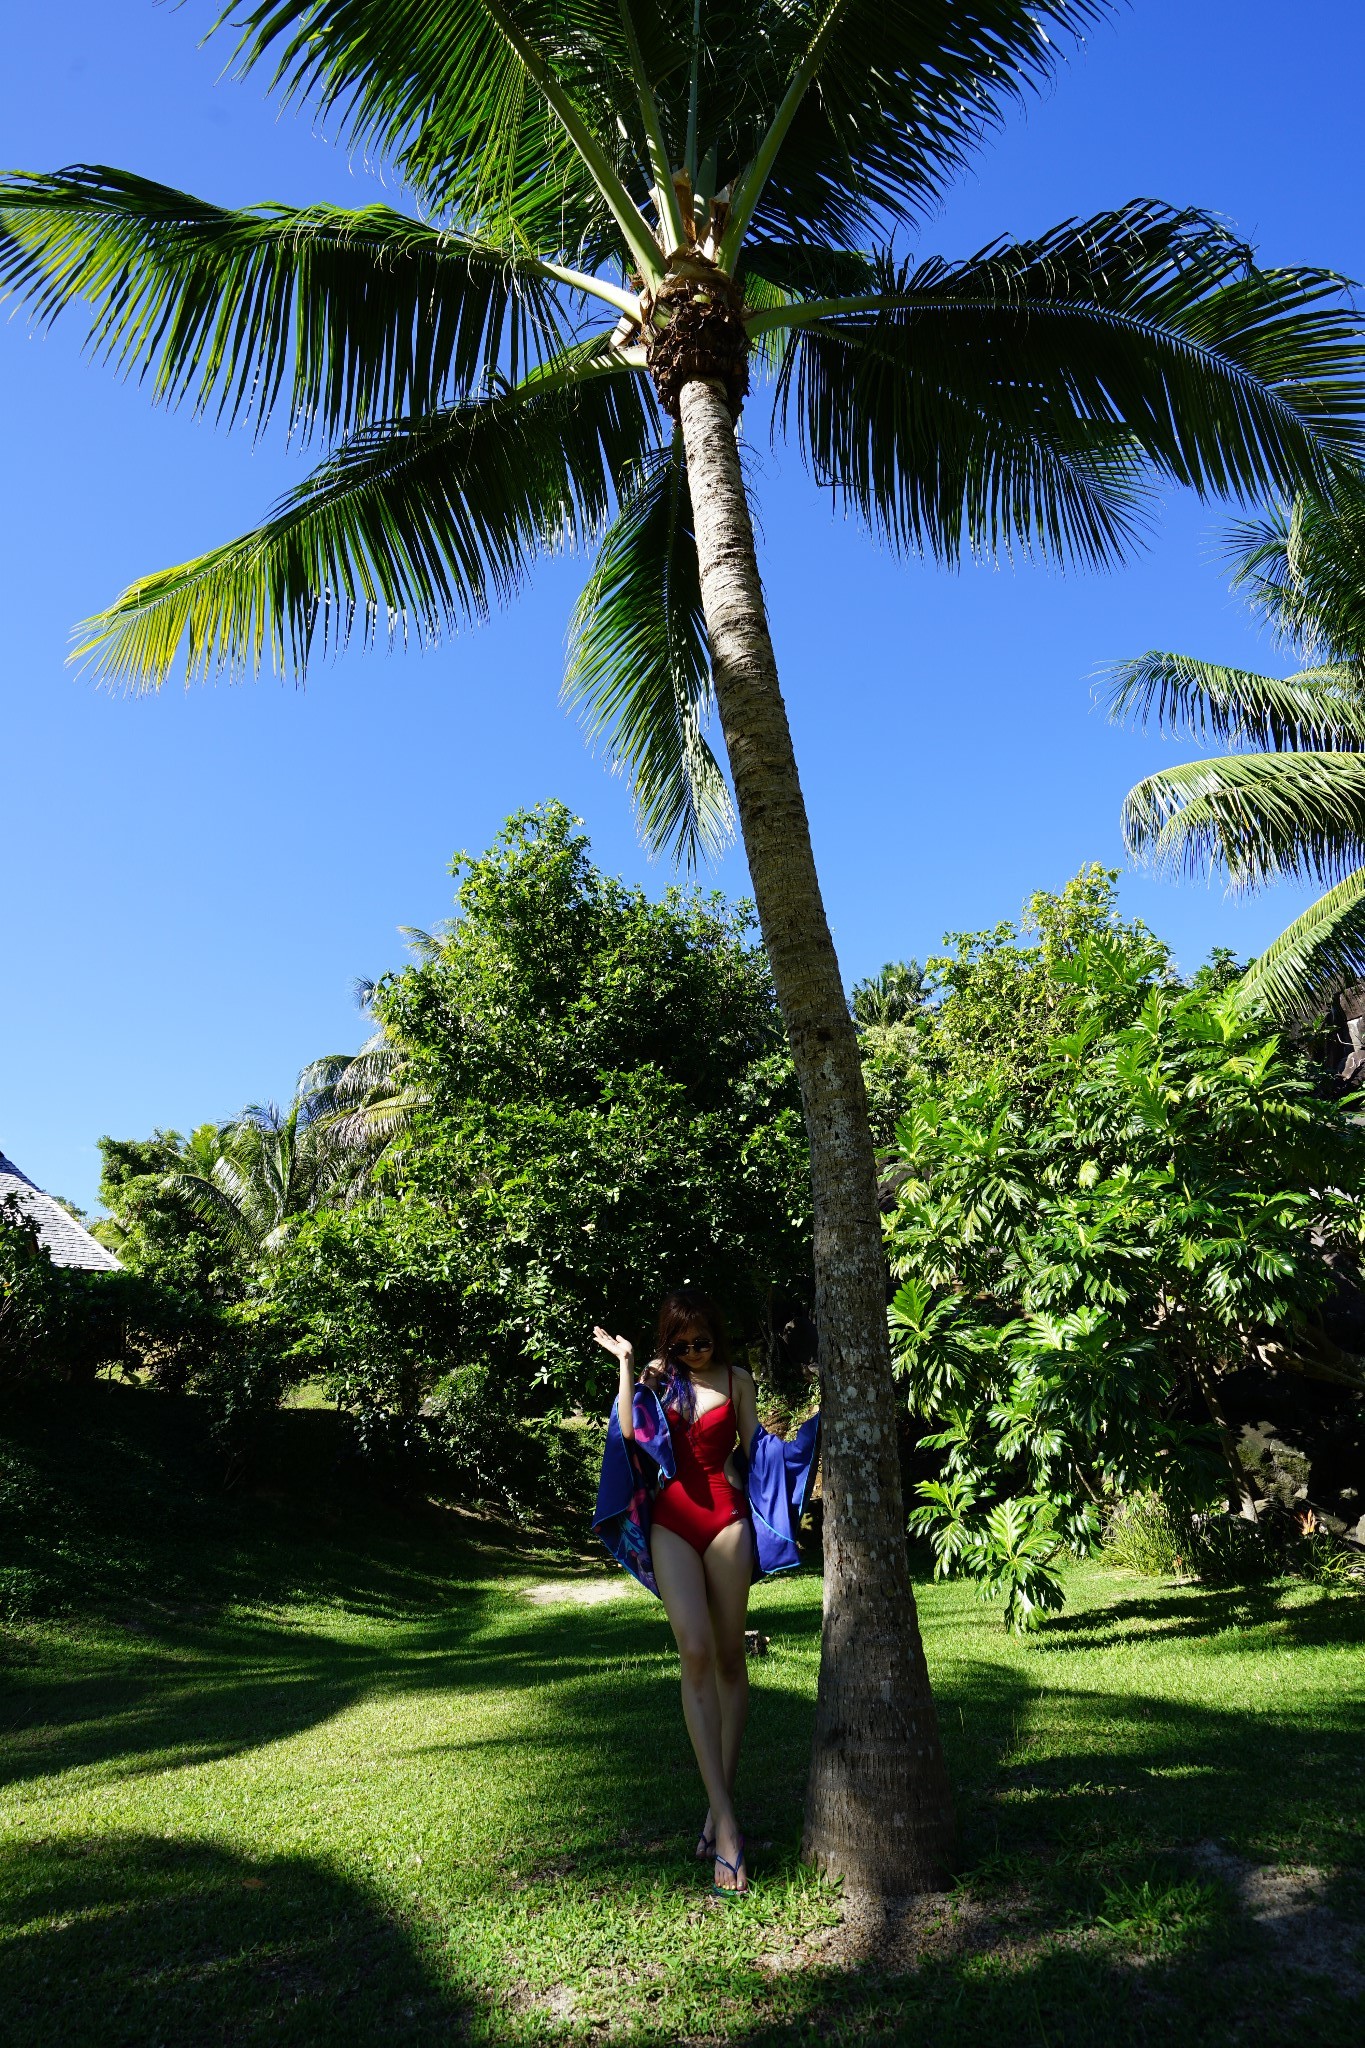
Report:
6,1,1365,1889
102,1038,419,1282
0,1200,66,1382
96,1039,419,1415
263,804,813,1492
885,905,1365,1629
168,1102,353,1256
96,1130,244,1393
1113,480,1365,1019
923,865,1169,1091
850,962,932,1148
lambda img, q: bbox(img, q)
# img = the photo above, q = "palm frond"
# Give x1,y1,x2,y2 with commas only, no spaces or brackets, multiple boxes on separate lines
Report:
0,166,578,443
219,2,1106,262
786,332,1153,565
1227,477,1365,667
1107,650,1365,750
741,242,878,378
297,1040,427,1169
1121,752,1365,887
775,206,1365,563
565,436,731,864
75,348,655,688
1236,867,1365,1018
398,924,452,962
714,0,1108,255
159,1164,252,1246
222,0,659,266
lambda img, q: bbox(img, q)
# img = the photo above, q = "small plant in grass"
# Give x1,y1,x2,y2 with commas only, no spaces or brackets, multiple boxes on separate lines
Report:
1095,1873,1222,1953
1103,1492,1192,1578
1298,1527,1365,1588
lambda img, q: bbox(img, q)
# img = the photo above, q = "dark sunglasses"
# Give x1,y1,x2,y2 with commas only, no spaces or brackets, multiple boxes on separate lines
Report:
671,1337,714,1357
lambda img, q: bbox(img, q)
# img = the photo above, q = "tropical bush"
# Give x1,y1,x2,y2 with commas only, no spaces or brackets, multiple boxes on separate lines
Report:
94,1051,417,1447
1103,1490,1365,1589
885,875,1365,1627
95,1133,246,1395
0,1201,72,1381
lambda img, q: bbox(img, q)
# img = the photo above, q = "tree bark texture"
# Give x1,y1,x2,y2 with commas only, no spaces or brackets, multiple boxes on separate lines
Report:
676,375,955,1893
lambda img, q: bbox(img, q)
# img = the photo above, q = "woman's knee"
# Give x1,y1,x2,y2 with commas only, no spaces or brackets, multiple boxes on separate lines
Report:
714,1639,747,1687
678,1635,716,1687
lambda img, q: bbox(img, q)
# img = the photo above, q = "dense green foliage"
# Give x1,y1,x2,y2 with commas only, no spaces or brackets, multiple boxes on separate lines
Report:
56,844,1365,1573
884,875,1365,1626
262,803,811,1501
0,1201,126,1385
95,1131,244,1391
73,805,808,1500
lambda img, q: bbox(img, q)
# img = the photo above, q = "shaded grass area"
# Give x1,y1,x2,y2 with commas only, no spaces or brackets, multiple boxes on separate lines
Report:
2,1383,1364,2044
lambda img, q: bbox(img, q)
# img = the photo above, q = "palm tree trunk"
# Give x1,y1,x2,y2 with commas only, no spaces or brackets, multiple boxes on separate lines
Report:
676,374,955,1893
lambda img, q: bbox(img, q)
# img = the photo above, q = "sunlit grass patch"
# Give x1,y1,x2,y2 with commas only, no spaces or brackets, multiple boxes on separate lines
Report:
2,1384,1364,2044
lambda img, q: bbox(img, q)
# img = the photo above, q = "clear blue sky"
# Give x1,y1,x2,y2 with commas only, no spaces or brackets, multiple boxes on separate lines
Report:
5,2,1364,1210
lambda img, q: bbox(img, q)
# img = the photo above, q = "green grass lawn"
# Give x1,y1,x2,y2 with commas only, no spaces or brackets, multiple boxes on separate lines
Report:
2,1382,1363,2046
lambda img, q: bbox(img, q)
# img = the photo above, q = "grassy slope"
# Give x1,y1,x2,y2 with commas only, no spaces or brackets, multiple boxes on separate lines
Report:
1,1383,1363,2047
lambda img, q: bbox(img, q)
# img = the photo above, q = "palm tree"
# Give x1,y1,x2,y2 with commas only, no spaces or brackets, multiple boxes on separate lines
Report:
4,1,1364,1892
168,1101,341,1254
297,1037,427,1183
851,959,928,1028
1112,482,1365,1019
170,1041,420,1254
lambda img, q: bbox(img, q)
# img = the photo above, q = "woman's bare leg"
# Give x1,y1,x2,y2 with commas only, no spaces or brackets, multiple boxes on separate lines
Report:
651,1526,740,1875
701,1520,752,1886
705,1519,752,1787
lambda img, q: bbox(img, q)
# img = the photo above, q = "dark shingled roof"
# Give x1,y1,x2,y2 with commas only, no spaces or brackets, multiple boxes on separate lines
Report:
0,1151,122,1272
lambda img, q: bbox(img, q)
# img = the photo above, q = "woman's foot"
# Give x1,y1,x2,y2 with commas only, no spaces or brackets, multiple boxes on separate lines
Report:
695,1810,715,1860
712,1818,748,1895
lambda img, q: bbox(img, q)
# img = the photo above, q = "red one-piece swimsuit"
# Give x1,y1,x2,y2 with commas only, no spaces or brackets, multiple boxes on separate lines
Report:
652,1366,749,1555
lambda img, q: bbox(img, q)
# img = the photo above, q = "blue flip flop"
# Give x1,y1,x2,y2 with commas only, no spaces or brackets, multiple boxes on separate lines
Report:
710,1836,748,1899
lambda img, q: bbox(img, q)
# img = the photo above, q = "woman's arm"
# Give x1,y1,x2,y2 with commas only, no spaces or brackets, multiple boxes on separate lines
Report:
592,1326,636,1439
732,1365,761,1454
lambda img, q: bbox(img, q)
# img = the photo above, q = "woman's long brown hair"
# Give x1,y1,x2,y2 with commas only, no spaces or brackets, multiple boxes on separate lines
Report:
653,1288,730,1418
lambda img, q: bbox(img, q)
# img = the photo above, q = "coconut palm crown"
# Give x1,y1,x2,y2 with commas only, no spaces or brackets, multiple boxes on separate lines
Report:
2,4,1363,862
6,0,1365,1896
1112,482,1365,1020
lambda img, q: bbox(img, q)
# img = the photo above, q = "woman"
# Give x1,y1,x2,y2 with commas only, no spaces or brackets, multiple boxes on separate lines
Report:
591,1288,819,1899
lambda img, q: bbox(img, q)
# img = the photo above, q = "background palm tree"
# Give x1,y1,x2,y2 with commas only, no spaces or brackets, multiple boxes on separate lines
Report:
297,1036,426,1185
851,960,929,1028
1112,481,1365,1018
5,0,1365,1891
169,1041,421,1255
168,1102,333,1256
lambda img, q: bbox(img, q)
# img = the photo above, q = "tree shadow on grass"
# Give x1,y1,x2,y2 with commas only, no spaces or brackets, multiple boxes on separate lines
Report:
1,1382,553,1634
1035,1579,1365,1654
635,1929,1365,2048
0,1832,480,2048
931,1656,1365,1877
6,1824,1358,2048
0,1594,641,1791
5,1612,1365,2046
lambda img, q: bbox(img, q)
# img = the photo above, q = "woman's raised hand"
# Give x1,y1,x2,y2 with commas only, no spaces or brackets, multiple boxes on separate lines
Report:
592,1326,634,1368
